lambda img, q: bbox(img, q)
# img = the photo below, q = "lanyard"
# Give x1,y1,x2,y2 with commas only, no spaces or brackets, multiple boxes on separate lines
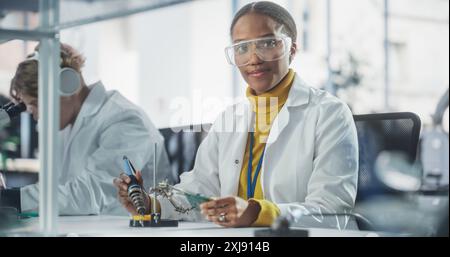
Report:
247,131,266,199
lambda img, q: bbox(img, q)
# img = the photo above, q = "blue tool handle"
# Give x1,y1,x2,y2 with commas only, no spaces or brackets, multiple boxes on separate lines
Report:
128,175,140,188
123,156,140,186
123,156,136,176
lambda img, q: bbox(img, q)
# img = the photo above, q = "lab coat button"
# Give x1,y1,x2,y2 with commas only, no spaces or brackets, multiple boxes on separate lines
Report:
235,160,239,164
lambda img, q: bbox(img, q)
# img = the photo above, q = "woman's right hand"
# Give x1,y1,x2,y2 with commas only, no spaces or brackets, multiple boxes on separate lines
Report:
113,170,150,215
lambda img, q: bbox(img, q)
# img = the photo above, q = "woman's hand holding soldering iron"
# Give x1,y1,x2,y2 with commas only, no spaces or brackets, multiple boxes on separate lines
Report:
113,170,151,215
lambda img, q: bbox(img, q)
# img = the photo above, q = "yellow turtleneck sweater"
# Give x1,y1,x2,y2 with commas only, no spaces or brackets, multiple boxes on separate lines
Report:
238,69,295,226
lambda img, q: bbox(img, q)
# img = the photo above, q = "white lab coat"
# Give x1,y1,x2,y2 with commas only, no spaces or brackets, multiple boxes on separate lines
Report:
159,75,358,223
20,81,171,215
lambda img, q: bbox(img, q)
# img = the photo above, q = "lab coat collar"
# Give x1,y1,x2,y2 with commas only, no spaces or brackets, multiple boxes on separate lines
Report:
285,74,311,108
264,75,311,144
76,81,108,120
222,75,311,194
60,81,107,168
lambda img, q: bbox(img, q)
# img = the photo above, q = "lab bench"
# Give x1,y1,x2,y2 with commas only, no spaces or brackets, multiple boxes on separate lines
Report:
4,215,380,237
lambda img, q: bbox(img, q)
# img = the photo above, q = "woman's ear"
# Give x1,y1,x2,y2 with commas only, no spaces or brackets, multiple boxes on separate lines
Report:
289,42,298,64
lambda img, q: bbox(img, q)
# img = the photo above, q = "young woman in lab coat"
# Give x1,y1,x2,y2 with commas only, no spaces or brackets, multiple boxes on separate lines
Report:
114,1,358,227
7,43,172,215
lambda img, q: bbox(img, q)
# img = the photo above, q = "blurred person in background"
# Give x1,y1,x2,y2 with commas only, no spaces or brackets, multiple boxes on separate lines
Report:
0,43,172,215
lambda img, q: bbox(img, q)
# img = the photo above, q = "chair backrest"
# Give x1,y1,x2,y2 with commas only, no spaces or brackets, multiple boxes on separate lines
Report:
353,112,421,202
159,124,211,183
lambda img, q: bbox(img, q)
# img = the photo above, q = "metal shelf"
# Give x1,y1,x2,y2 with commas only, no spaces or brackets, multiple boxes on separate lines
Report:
0,0,194,41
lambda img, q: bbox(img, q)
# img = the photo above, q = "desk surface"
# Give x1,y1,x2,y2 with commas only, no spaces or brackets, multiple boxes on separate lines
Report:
5,215,380,237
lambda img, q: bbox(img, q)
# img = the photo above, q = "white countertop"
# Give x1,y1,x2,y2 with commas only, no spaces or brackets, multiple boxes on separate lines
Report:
5,215,380,237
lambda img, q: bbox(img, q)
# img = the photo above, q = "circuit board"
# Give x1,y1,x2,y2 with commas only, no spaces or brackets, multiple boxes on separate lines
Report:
183,193,212,209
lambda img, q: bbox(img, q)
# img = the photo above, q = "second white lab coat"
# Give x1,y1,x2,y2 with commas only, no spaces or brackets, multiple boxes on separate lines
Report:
159,75,359,223
20,81,172,215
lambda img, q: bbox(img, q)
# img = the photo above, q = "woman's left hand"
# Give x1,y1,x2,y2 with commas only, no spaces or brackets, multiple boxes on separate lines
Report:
200,196,261,227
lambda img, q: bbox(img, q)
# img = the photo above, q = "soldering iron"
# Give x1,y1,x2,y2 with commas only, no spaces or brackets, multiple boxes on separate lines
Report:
123,156,147,217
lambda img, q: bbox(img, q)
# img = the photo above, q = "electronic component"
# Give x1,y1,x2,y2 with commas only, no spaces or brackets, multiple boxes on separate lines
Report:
149,181,212,214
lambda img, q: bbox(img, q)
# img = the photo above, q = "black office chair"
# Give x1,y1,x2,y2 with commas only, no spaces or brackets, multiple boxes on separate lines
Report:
353,112,422,203
159,124,210,183
352,112,422,231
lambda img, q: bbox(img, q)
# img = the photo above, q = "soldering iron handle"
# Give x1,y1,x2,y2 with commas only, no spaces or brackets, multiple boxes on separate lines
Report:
128,174,140,187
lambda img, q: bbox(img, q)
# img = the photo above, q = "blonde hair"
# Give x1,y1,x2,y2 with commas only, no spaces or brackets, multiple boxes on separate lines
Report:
10,43,86,101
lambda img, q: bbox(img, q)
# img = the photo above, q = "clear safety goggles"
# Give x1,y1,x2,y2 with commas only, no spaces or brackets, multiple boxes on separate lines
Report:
225,36,292,67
